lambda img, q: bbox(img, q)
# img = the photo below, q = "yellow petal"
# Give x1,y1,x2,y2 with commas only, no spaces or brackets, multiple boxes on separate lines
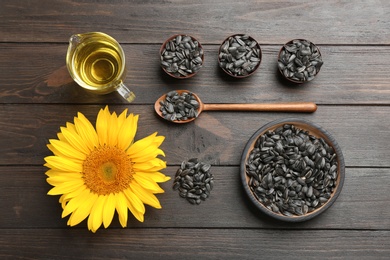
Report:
132,158,166,172
60,126,90,155
87,210,95,232
45,169,59,178
115,192,128,228
128,114,139,143
121,189,145,221
142,172,171,183
130,182,162,209
89,195,107,232
67,191,98,226
46,144,84,165
47,180,84,195
65,122,77,133
107,111,119,147
61,188,90,217
117,109,128,121
74,112,99,150
45,170,81,178
44,156,83,173
126,132,157,156
117,113,138,151
49,139,87,161
112,110,127,148
46,174,83,186
59,184,87,202
47,143,60,156
130,145,165,159
96,106,110,146
57,132,67,143
102,193,116,228
152,135,165,147
118,108,128,124
131,154,165,166
123,188,145,214
126,196,144,223
59,194,70,208
133,173,164,193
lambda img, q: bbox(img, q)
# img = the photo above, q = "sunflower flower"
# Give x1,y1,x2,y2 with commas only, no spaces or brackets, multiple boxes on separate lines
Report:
44,106,170,232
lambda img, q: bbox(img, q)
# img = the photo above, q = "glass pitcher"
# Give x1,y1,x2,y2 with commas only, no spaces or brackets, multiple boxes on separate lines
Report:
66,32,135,102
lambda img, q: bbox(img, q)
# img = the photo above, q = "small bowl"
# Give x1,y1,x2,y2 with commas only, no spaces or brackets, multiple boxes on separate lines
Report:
160,34,204,79
278,39,323,83
218,34,261,78
240,118,345,222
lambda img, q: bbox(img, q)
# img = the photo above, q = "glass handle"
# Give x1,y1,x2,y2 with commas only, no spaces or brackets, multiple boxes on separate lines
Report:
116,82,136,103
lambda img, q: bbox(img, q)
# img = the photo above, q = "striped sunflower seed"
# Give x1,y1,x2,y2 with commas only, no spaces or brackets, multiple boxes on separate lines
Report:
246,123,338,217
173,158,214,205
161,35,203,78
159,91,199,122
219,34,261,77
278,39,323,82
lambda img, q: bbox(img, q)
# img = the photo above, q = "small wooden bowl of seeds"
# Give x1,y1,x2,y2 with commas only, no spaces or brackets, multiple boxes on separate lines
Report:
278,39,323,83
218,34,261,78
240,118,345,222
160,34,204,79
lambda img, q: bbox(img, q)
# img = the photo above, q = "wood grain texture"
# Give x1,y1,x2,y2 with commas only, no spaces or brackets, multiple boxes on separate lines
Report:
1,44,390,104
0,104,389,167
1,0,390,259
1,0,389,44
1,229,389,260
1,166,389,230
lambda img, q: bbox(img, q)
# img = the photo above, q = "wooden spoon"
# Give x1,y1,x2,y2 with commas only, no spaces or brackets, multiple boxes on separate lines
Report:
155,90,317,123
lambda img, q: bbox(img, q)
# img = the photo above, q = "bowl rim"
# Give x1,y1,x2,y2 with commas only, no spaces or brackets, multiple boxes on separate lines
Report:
277,39,322,84
218,33,262,78
240,118,345,222
159,34,204,79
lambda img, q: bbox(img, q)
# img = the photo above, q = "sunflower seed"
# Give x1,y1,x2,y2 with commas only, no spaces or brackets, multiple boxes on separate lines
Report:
173,182,180,190
219,34,261,76
160,91,200,122
173,158,213,205
161,35,203,77
278,39,323,82
246,123,338,217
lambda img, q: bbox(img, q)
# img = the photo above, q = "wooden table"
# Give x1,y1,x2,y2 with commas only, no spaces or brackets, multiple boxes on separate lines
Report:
1,1,389,259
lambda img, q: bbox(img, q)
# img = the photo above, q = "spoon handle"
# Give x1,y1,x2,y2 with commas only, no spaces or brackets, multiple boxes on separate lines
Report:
203,102,317,113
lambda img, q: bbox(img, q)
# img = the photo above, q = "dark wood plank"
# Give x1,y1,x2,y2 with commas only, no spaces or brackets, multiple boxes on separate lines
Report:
1,166,389,230
1,44,390,104
1,0,390,44
1,229,389,259
1,0,389,259
0,104,389,167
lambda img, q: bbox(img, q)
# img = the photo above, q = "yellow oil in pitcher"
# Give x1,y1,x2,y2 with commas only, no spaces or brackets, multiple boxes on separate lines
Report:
76,44,122,88
66,32,134,100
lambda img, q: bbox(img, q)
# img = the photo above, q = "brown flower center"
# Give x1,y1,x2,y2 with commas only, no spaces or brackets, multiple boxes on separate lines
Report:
83,146,133,195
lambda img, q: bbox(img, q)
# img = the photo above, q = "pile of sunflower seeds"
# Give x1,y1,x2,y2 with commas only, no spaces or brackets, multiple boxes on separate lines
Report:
246,124,338,217
219,34,261,77
159,91,199,122
160,35,203,77
173,158,214,205
278,39,323,82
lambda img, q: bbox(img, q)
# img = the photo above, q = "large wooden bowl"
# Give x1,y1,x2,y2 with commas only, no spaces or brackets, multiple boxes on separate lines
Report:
240,118,345,222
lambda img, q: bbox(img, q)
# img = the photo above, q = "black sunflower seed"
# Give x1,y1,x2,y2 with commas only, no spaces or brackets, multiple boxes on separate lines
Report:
245,123,338,217
173,158,214,205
